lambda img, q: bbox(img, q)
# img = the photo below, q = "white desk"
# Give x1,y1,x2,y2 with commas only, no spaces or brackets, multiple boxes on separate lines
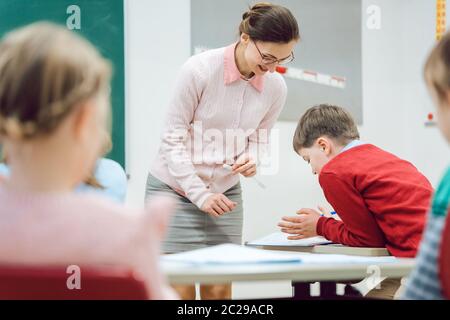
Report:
163,256,414,284
162,251,415,299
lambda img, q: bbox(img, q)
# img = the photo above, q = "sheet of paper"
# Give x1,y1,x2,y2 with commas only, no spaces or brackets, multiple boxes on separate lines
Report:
247,232,333,247
162,244,398,266
162,244,302,265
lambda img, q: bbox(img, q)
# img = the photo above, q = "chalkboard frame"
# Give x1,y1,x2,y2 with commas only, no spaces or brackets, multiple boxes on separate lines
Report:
0,0,126,168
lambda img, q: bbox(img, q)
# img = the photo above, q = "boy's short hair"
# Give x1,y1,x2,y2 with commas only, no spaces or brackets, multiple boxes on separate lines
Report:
293,104,360,152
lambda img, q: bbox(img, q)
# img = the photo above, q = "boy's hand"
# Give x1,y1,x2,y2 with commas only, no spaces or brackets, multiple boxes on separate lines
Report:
278,208,322,240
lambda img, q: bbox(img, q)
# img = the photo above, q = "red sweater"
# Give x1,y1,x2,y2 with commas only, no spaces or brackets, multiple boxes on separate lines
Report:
317,144,433,258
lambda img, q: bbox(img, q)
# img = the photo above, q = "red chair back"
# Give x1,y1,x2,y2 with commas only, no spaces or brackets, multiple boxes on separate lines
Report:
0,264,148,300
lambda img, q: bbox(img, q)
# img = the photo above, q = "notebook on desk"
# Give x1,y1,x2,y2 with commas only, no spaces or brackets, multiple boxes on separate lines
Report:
246,232,333,252
312,244,390,257
162,244,303,265
162,244,397,266
246,232,390,257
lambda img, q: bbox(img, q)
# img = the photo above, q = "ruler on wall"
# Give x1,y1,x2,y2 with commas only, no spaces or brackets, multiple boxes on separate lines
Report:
436,0,446,41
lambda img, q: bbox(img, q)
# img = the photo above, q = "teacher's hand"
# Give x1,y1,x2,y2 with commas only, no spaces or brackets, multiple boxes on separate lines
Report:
231,154,257,177
201,193,237,218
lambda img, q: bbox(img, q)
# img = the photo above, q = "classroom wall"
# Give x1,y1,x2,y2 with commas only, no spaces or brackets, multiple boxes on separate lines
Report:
125,0,449,298
126,0,191,207
359,0,450,186
400,0,450,185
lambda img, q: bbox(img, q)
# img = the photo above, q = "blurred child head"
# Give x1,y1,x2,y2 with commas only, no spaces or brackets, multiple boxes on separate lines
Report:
0,22,111,188
292,104,360,175
424,32,450,142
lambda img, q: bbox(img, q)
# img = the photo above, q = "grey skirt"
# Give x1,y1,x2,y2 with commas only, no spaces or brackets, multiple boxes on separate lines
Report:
145,173,243,254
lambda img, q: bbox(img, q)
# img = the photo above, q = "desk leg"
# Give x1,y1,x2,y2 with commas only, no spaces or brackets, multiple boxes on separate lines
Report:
291,282,338,299
291,282,314,300
291,281,363,300
319,282,338,299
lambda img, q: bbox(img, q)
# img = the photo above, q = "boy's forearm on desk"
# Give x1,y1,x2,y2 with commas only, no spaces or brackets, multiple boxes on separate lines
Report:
317,217,385,248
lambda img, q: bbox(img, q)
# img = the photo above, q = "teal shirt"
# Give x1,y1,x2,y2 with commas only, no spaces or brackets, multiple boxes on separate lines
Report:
0,158,127,203
432,167,450,217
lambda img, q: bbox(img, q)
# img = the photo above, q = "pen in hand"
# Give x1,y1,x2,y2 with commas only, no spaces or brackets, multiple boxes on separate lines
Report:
222,164,266,189
317,205,337,217
321,211,337,217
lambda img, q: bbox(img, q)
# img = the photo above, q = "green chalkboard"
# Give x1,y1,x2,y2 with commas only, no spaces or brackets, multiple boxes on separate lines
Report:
0,0,125,168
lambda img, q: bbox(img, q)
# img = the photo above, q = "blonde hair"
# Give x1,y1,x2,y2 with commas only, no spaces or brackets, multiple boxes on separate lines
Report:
424,31,450,104
0,22,111,140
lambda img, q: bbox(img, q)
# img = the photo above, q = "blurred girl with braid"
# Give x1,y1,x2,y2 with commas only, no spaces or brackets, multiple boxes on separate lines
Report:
403,31,450,300
0,22,176,299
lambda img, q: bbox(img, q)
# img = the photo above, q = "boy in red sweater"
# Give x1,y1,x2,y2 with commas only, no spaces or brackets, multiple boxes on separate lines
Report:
279,104,432,259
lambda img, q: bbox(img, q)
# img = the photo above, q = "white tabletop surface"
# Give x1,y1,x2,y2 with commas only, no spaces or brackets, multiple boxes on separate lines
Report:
162,250,416,285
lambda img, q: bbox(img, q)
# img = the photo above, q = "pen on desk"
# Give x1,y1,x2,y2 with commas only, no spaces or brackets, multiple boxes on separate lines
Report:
222,164,266,189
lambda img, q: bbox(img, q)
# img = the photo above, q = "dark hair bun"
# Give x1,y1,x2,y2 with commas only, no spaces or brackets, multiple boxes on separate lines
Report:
242,11,250,20
238,2,300,43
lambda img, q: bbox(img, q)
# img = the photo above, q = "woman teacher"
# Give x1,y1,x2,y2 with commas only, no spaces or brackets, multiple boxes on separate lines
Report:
146,2,300,300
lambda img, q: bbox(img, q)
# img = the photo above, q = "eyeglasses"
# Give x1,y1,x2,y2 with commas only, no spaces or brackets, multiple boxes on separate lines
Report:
252,40,295,66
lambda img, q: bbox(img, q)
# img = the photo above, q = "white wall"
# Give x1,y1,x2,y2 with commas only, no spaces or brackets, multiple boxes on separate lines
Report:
126,0,191,207
360,0,450,186
126,0,449,299
360,0,410,157
400,0,450,185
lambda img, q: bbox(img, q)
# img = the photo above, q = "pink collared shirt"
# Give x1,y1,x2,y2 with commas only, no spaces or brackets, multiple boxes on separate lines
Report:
150,43,287,208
